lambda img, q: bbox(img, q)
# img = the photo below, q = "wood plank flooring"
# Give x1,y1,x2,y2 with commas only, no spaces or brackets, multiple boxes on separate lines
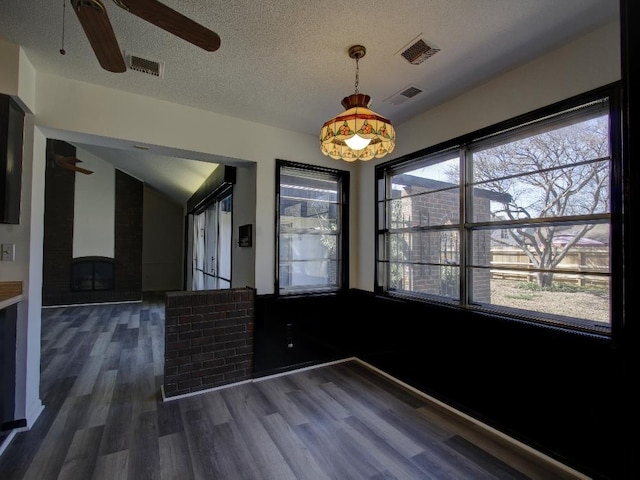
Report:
0,294,589,480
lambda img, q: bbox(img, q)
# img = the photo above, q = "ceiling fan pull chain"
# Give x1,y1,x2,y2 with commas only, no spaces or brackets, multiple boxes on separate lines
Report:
60,0,66,55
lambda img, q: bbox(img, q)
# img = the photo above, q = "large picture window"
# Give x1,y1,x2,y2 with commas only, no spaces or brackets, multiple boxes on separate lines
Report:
276,160,349,295
376,86,620,335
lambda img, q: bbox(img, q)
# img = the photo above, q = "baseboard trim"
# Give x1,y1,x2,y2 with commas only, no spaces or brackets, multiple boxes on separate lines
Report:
26,401,44,429
42,299,141,309
0,430,17,457
161,357,352,402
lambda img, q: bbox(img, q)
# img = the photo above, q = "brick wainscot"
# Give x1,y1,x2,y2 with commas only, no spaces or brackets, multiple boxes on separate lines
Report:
163,287,255,399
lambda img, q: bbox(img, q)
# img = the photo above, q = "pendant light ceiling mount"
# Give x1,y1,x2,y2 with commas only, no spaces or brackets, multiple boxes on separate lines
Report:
320,45,396,162
347,44,366,62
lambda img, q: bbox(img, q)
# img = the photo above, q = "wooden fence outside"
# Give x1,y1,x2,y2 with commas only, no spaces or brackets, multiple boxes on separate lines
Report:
490,247,609,287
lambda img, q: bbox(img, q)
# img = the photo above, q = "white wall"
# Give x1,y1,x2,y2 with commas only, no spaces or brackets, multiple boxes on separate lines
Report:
231,163,257,289
20,123,45,427
72,147,115,259
0,117,45,429
0,41,35,111
355,21,622,291
29,73,357,295
0,41,20,98
0,42,42,429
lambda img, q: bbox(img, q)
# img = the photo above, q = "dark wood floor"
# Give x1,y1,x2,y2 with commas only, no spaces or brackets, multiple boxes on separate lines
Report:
0,293,589,480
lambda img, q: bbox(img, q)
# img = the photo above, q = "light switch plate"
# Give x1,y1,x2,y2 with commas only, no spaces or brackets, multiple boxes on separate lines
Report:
1,243,15,261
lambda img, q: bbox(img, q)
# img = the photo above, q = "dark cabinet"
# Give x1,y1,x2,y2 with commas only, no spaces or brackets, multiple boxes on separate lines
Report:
0,93,25,224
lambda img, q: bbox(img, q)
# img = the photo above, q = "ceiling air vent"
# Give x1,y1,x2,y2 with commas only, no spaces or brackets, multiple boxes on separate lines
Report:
399,86,422,98
127,53,164,78
398,36,440,65
384,85,424,106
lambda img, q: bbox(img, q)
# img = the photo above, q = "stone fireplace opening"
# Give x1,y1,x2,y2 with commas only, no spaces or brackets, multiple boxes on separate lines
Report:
71,257,114,292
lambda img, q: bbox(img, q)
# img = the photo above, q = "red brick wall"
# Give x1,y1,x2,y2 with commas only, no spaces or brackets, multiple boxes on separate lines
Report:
163,287,255,398
396,184,491,301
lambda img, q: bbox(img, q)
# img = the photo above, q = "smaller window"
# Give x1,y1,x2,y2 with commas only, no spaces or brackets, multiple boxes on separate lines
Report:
276,160,349,295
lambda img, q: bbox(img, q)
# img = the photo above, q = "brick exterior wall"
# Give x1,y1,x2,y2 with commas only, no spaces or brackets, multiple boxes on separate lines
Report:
405,187,460,296
42,139,143,305
397,184,491,302
163,288,255,398
471,189,492,303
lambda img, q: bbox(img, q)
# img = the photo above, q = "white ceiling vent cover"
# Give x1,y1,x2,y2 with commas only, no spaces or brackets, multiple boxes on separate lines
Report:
127,53,164,78
397,36,440,65
384,85,424,106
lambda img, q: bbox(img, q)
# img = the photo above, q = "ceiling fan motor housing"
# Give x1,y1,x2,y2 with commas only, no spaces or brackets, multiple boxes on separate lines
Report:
70,0,221,73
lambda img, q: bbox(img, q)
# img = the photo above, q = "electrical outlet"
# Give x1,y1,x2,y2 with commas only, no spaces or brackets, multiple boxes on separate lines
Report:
1,243,15,261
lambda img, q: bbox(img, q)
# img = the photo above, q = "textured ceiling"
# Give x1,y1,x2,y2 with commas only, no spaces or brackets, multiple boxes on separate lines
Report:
0,0,619,203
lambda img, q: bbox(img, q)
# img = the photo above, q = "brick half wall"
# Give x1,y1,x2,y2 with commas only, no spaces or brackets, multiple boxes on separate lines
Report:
163,287,255,398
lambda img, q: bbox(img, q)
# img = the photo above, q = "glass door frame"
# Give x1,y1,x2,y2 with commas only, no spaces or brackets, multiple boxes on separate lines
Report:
191,186,233,290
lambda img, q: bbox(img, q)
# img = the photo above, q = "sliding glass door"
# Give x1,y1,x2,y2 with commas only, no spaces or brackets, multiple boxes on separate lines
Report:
192,192,232,290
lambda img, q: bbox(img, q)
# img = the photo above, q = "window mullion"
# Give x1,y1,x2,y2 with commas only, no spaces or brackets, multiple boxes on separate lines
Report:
460,146,471,308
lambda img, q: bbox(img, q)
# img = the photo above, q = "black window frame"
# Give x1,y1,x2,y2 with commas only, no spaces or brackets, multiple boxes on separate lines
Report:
275,159,350,296
375,83,623,339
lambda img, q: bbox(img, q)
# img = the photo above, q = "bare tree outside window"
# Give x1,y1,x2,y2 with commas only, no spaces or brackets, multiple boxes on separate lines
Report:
378,93,615,333
469,115,609,289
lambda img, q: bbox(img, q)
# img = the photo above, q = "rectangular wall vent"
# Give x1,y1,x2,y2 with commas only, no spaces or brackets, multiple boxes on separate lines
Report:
397,36,440,65
384,85,424,106
127,54,164,78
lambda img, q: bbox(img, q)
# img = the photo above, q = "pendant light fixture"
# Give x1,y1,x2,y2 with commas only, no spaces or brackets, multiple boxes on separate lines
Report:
320,45,396,162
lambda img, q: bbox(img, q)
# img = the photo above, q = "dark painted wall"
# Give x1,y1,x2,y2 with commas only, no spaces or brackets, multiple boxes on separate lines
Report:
114,169,143,298
0,304,18,430
0,94,24,225
620,0,639,479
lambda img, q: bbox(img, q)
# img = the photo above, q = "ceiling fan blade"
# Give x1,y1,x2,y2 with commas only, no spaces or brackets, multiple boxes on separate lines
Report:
61,163,95,175
53,154,80,164
71,0,127,72
113,0,220,52
53,154,95,175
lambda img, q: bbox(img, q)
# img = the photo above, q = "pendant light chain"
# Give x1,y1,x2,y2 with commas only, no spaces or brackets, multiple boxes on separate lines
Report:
320,44,396,161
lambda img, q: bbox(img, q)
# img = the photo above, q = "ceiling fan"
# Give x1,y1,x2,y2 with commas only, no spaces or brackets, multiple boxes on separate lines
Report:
70,0,221,73
50,154,95,175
